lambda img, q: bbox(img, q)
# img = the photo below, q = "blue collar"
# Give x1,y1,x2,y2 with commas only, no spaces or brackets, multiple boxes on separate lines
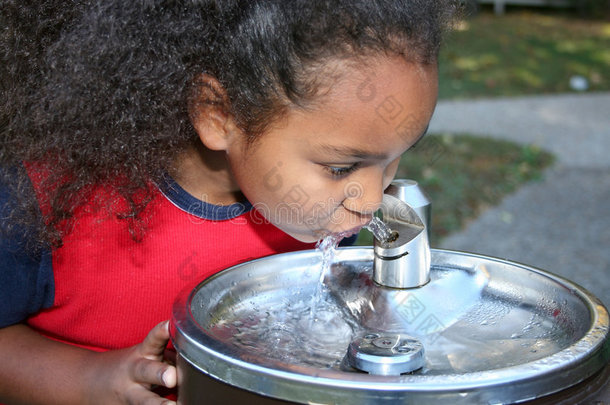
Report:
157,174,252,220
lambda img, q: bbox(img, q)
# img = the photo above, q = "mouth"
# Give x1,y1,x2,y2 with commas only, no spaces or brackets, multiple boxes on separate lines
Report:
305,216,373,242
323,215,375,239
326,225,365,239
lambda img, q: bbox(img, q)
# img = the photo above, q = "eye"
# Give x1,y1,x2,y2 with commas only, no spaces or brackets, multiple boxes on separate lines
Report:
324,163,360,178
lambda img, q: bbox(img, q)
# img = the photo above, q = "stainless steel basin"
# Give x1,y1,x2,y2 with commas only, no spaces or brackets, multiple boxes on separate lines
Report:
171,248,610,404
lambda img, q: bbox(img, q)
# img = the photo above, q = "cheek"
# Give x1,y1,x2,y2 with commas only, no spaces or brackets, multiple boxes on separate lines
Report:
229,149,283,202
257,162,286,198
280,183,346,230
239,164,323,222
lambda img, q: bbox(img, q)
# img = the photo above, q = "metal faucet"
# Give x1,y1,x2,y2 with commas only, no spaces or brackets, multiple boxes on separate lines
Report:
373,180,431,289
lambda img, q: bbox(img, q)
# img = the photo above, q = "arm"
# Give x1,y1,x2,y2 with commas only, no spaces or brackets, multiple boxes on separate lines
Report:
0,321,176,405
0,170,175,404
0,168,176,404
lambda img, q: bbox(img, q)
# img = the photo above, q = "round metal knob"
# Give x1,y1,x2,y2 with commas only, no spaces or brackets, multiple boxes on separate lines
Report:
346,332,425,375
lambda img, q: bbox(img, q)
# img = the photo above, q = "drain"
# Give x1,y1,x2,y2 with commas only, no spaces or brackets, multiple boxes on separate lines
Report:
346,332,425,375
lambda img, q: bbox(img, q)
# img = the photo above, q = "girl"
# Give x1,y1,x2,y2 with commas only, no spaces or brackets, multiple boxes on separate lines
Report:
0,1,456,403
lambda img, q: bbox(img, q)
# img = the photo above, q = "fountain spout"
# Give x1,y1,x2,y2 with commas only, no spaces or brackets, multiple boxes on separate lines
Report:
373,180,431,289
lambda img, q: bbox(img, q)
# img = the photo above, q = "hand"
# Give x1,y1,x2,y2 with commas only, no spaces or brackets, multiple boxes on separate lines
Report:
87,321,177,405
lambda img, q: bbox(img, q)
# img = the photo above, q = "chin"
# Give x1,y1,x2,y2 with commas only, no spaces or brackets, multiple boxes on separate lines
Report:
279,227,327,244
287,232,323,244
285,228,359,244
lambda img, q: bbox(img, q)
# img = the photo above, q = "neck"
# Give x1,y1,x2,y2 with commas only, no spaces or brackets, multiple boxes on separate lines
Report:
170,141,243,205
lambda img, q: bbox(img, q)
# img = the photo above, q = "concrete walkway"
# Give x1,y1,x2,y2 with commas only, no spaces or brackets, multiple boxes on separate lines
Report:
428,92,610,307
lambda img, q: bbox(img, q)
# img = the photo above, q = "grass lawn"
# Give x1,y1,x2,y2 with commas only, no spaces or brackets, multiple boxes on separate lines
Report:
439,11,610,99
356,134,555,246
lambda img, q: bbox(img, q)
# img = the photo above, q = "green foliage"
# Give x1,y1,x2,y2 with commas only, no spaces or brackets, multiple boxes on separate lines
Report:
438,11,610,99
356,134,555,246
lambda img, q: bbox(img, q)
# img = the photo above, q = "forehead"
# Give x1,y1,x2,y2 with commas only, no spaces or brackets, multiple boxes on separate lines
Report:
275,56,438,153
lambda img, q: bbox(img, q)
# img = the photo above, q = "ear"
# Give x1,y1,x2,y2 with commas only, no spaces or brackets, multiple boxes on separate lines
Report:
189,74,241,151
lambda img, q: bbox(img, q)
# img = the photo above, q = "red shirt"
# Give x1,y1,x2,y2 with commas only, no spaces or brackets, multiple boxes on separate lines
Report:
23,174,313,351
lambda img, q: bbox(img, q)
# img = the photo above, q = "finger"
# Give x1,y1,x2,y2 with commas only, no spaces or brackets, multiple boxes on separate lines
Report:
163,348,177,366
131,357,177,388
125,384,176,405
139,321,171,358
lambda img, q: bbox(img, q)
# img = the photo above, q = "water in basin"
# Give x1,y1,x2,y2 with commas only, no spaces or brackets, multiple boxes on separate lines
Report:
204,251,580,375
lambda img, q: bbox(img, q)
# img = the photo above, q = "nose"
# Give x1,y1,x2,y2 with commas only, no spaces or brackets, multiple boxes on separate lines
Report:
342,159,401,215
342,173,384,215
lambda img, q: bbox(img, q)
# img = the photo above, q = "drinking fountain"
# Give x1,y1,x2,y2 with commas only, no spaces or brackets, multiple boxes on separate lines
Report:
171,179,610,404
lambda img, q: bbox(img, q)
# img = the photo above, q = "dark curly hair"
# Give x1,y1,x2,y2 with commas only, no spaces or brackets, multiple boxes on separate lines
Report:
0,0,458,247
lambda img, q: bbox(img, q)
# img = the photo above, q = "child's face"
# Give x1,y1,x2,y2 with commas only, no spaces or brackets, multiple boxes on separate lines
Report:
226,57,438,242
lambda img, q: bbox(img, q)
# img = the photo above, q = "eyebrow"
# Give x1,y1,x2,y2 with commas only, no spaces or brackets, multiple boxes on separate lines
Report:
315,124,430,160
315,144,389,160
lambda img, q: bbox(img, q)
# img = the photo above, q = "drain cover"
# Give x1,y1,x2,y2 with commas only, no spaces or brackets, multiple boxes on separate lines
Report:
346,332,425,375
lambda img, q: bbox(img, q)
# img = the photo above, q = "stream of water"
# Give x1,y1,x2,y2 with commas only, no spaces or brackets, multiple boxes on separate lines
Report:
364,216,393,242
308,234,341,324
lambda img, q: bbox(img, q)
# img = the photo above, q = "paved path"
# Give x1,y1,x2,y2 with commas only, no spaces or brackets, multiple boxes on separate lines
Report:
428,92,610,307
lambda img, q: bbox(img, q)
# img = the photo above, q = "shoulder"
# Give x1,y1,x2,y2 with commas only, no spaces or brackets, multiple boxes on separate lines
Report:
0,166,54,328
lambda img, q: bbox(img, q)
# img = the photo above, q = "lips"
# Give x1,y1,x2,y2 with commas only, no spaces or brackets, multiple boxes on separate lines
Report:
325,215,374,238
331,225,364,239
305,214,373,242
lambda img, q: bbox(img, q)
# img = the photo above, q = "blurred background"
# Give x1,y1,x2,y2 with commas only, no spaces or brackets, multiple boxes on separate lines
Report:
441,0,609,99
357,1,610,306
